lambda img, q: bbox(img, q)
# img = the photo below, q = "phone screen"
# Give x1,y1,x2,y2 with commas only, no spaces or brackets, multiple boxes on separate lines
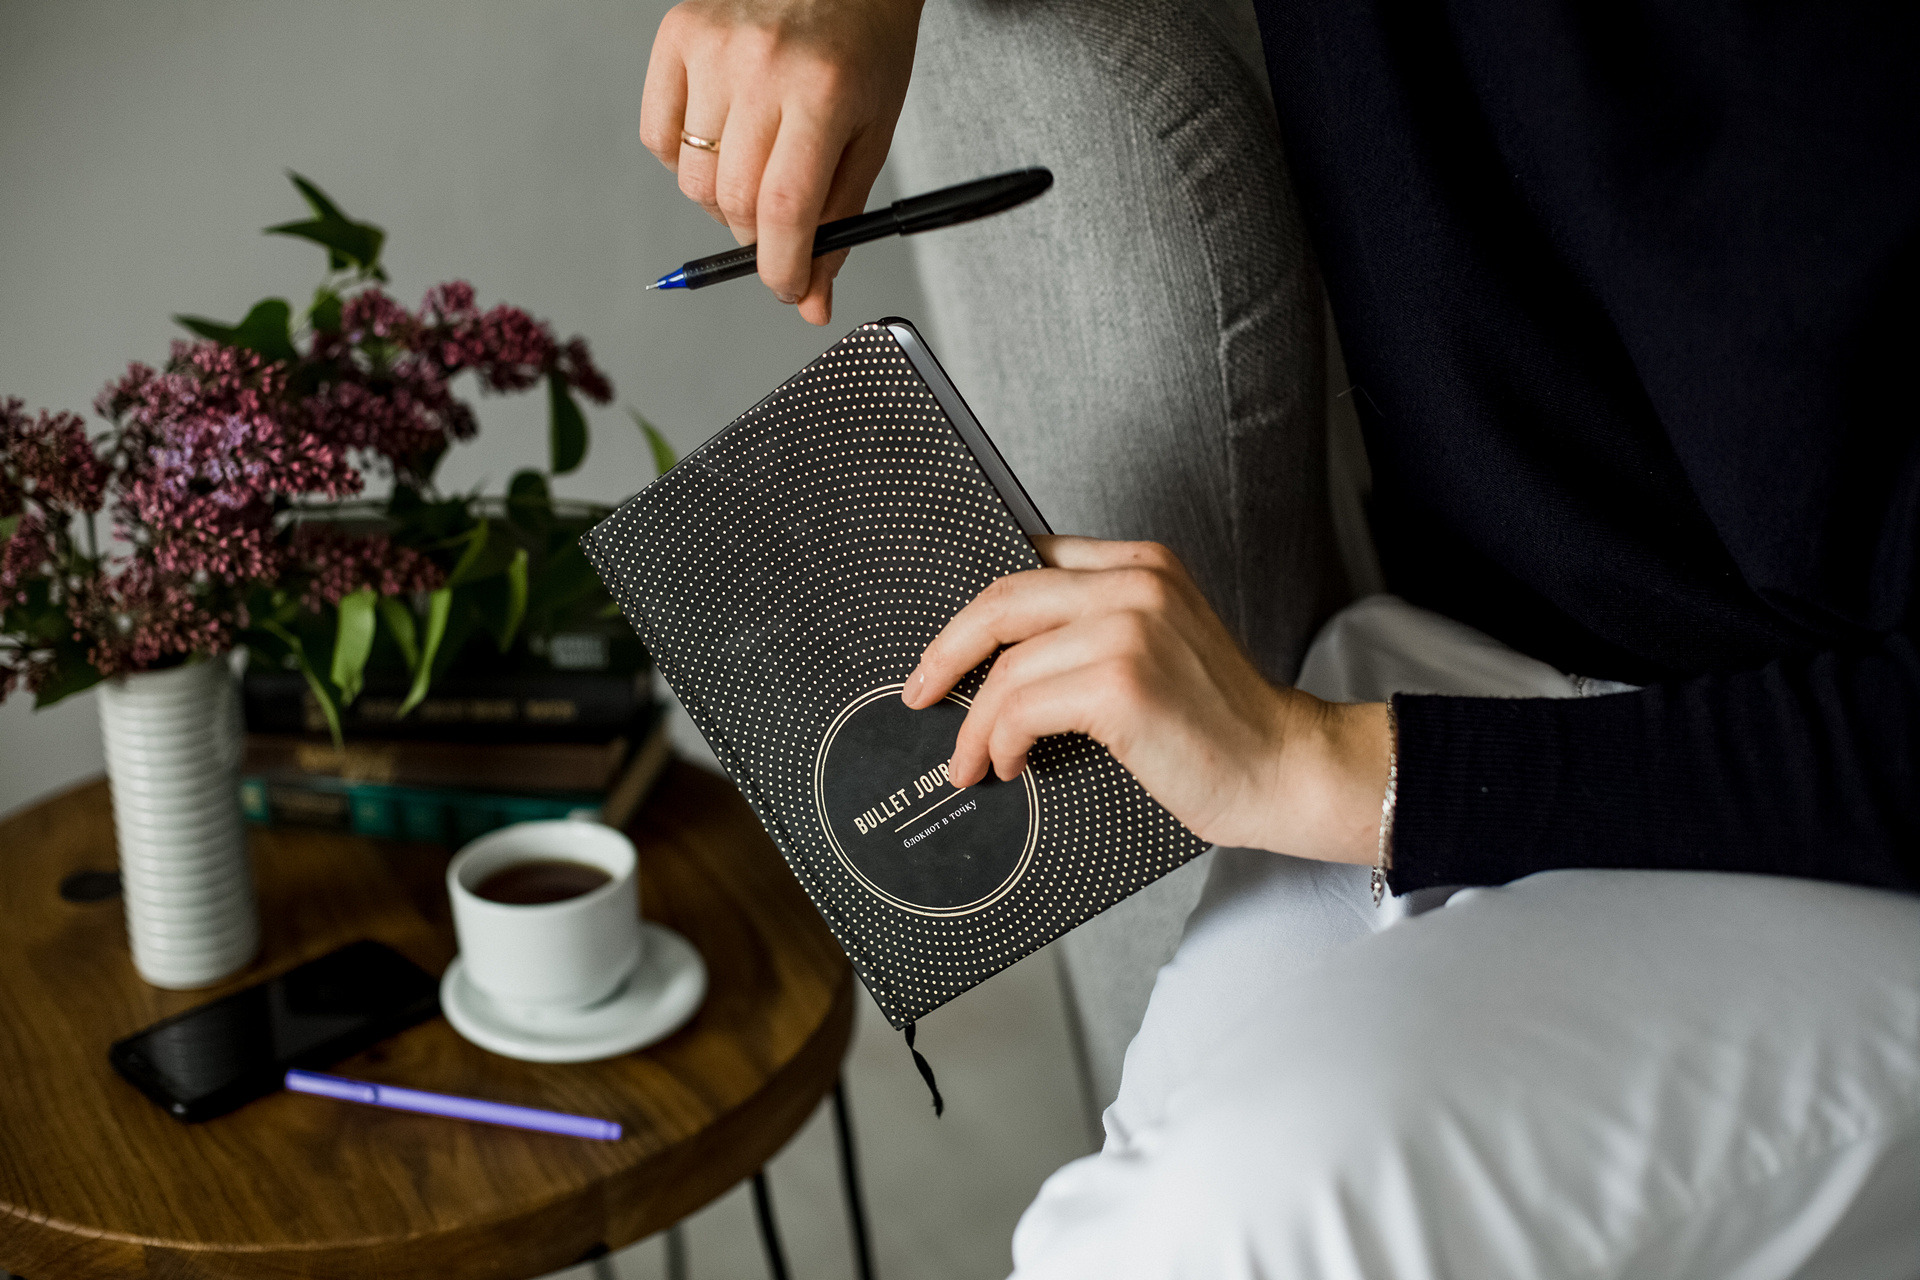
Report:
110,940,440,1122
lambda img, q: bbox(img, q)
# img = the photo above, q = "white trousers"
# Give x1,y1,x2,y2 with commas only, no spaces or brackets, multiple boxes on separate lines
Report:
1011,596,1920,1280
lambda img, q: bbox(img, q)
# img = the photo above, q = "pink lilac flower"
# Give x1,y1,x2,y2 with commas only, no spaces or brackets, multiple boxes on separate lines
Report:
419,286,554,390
6,279,612,694
70,559,237,678
558,337,614,404
339,288,418,345
413,281,613,402
418,280,477,321
0,512,53,597
1,400,110,513
292,528,443,611
101,342,359,586
305,370,470,467
122,483,284,582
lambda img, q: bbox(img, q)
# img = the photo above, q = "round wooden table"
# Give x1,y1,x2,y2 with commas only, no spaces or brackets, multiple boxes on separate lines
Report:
0,761,854,1279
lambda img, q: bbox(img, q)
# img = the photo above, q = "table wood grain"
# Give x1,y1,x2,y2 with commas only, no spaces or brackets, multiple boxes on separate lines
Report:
0,762,854,1279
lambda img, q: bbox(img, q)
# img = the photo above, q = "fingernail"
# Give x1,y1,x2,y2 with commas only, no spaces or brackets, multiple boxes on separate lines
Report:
775,292,798,305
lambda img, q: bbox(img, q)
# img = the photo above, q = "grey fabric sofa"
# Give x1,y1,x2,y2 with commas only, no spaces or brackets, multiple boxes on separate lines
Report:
894,0,1372,1127
895,17,1917,1276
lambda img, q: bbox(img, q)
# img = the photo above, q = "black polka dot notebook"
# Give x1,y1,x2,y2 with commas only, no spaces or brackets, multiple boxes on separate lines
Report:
581,319,1208,1028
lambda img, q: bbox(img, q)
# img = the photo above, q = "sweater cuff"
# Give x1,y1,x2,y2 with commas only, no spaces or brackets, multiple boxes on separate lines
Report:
1386,689,1685,893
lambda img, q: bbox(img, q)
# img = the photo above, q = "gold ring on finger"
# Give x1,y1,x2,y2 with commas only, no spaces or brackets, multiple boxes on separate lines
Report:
679,130,721,154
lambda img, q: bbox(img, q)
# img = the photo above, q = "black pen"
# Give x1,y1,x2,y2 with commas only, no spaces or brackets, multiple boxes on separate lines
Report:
646,168,1053,291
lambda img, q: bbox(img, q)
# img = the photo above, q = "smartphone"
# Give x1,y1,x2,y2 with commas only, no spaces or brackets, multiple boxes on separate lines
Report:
109,940,440,1122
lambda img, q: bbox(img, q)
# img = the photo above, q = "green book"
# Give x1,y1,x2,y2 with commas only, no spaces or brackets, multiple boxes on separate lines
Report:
238,775,603,844
239,705,673,844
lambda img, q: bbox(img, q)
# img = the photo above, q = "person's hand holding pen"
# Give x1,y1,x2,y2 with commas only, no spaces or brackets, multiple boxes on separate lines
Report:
640,0,925,326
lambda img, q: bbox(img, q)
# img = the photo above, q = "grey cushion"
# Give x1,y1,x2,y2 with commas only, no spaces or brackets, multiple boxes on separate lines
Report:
894,0,1337,1116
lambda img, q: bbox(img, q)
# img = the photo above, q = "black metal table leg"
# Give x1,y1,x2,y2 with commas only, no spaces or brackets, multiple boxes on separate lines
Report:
832,1078,877,1280
751,1169,791,1280
664,1081,873,1280
664,1223,688,1280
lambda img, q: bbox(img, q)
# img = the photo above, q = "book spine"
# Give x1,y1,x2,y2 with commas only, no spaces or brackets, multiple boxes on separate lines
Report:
882,318,1053,539
241,732,637,793
596,717,676,832
239,775,603,844
242,671,651,742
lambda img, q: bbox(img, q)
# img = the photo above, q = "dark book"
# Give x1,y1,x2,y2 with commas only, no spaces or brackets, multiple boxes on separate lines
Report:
243,727,643,793
581,319,1207,1028
239,704,672,842
241,668,652,743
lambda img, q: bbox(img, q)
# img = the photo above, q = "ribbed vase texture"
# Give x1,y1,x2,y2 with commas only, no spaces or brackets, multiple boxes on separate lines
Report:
97,657,259,989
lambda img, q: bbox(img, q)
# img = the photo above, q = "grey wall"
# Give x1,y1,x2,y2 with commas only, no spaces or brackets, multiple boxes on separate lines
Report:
0,0,927,818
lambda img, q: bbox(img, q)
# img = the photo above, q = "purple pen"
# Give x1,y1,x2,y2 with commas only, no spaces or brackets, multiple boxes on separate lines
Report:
284,1069,622,1141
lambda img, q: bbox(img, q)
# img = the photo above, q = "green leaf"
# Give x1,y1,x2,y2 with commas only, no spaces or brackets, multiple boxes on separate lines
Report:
253,585,305,630
522,540,605,631
174,315,238,344
31,640,103,709
444,521,491,588
630,408,678,477
174,299,297,363
508,470,549,505
501,548,528,649
429,604,478,683
476,548,529,653
267,218,386,276
259,619,342,747
444,519,519,590
548,373,588,475
506,469,552,535
387,485,424,518
233,299,297,361
397,587,454,718
4,580,68,646
268,173,387,277
0,513,19,545
388,487,475,540
377,595,419,672
310,286,343,333
328,587,377,704
288,171,349,223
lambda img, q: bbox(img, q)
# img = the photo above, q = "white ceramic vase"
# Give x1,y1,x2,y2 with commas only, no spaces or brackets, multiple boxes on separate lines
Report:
97,656,258,989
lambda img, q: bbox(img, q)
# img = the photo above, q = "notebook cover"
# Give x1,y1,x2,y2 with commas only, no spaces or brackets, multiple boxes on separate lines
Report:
581,319,1207,1026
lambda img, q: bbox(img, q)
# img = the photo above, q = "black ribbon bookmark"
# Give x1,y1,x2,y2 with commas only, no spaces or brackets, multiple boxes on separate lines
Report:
903,1023,944,1117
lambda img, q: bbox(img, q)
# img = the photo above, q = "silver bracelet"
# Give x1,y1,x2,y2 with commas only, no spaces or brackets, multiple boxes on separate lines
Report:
1371,699,1398,907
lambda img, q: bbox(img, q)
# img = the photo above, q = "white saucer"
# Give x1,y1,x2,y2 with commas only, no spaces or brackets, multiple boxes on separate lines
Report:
440,922,707,1063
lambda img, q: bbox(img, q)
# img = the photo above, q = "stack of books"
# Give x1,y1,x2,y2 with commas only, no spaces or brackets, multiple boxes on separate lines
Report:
238,662,670,844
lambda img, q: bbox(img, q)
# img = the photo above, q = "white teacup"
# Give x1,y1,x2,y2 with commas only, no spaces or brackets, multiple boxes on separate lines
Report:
446,821,642,1023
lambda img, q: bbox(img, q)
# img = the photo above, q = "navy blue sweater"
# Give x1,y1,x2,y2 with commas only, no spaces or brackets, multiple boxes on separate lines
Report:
1249,1,1920,893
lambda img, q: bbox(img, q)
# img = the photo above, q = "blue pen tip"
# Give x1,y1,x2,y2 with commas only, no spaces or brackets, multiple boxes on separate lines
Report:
650,269,688,291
